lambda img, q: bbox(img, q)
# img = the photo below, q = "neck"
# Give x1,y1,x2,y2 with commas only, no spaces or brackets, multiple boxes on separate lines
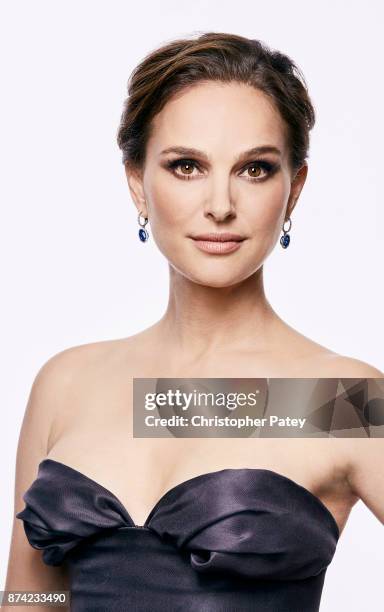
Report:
155,265,280,358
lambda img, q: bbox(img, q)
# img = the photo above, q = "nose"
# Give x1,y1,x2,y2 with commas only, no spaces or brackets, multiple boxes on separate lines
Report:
203,174,236,222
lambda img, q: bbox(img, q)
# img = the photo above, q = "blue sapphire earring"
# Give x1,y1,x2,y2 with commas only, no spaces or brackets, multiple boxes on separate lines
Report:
280,217,292,249
138,211,149,243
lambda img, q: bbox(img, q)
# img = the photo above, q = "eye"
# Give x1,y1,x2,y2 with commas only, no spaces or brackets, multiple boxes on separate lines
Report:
165,158,278,182
167,158,202,180
240,161,275,182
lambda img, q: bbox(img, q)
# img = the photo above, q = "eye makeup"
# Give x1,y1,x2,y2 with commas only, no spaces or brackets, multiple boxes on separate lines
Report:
163,157,280,182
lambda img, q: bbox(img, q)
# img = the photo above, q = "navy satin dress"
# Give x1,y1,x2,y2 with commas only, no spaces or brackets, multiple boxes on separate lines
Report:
16,459,340,611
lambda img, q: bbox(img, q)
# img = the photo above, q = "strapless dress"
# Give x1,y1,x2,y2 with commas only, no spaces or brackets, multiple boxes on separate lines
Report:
16,459,340,611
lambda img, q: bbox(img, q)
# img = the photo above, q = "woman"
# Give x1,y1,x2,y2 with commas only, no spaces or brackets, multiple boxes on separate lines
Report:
5,32,384,611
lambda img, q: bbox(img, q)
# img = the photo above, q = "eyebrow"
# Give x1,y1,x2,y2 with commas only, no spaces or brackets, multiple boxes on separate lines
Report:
159,145,282,163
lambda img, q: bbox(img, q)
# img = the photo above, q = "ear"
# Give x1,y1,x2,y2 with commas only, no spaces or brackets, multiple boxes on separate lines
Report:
124,163,148,217
285,163,308,220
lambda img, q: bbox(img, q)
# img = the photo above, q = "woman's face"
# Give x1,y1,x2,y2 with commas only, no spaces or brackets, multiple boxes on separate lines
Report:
126,81,307,287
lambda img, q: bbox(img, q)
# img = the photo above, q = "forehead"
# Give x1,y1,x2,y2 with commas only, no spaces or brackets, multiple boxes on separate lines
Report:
147,81,288,158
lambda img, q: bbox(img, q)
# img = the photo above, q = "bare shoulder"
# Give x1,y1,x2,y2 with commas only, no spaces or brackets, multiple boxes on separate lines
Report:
31,338,121,393
313,353,384,378
32,331,149,403
277,322,384,378
23,338,128,435
41,333,144,373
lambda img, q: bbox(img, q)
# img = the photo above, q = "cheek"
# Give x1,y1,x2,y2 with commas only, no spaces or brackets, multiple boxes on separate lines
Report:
143,172,194,260
145,171,194,228
244,178,289,233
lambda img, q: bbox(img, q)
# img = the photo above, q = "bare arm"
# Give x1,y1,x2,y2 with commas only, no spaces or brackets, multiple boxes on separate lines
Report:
2,350,76,611
332,360,384,523
347,438,384,525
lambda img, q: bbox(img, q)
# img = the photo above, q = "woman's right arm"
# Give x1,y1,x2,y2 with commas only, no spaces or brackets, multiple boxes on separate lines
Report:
2,350,76,610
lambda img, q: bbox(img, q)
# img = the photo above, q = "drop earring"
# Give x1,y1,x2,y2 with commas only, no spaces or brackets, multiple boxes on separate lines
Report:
280,217,292,249
138,211,149,242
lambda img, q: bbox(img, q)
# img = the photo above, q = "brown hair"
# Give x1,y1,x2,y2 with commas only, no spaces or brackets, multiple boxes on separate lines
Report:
116,32,315,174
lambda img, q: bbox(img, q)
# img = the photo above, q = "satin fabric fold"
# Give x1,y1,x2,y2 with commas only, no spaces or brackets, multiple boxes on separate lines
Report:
16,459,339,611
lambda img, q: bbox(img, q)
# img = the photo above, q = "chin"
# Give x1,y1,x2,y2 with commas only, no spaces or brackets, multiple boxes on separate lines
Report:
178,266,253,288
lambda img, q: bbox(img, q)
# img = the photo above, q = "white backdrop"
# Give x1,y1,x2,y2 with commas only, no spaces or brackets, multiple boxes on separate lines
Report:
1,1,383,610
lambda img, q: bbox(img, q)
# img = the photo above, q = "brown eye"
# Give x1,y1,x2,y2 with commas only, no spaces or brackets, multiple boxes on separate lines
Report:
167,158,201,180
247,165,262,178
180,162,194,175
241,161,276,182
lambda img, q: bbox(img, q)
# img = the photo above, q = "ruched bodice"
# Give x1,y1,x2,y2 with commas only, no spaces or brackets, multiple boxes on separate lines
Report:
16,459,340,611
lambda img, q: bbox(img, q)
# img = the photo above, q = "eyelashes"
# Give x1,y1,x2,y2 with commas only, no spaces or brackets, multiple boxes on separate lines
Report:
165,158,279,182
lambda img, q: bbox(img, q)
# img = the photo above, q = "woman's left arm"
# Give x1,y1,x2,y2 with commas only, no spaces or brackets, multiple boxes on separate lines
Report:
347,438,384,524
324,357,384,523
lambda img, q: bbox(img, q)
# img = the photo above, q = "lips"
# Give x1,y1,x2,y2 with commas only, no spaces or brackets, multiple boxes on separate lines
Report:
190,233,246,254
191,233,245,242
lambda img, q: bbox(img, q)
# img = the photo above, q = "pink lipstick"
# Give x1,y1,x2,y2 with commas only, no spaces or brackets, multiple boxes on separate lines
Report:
190,232,246,255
